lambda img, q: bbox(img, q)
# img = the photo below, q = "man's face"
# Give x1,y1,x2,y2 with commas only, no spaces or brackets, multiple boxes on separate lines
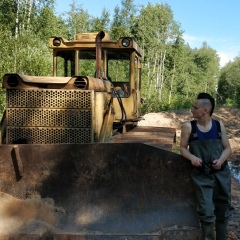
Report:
191,99,205,118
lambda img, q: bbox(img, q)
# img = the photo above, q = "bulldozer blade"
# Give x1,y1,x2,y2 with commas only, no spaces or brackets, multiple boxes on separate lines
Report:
0,143,200,239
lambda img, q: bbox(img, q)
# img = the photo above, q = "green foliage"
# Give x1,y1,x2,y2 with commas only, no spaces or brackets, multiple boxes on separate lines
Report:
218,57,240,107
133,3,218,113
225,98,234,107
0,0,229,117
90,8,111,32
34,1,68,38
0,31,52,76
0,88,6,116
0,0,16,34
110,0,137,39
108,59,130,82
65,0,91,39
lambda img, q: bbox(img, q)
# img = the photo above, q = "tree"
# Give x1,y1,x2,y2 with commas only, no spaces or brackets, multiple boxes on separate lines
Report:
65,0,91,39
192,42,219,93
218,57,240,107
90,8,110,32
0,0,17,34
133,3,184,112
110,0,137,40
34,0,68,38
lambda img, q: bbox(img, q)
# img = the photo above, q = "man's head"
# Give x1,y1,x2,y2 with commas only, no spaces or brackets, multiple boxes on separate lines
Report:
197,92,215,116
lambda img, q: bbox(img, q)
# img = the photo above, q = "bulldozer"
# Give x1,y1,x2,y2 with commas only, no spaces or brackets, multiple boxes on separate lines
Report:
0,31,201,239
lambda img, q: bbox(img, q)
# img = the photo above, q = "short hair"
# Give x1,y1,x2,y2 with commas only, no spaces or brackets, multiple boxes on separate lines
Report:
197,92,215,116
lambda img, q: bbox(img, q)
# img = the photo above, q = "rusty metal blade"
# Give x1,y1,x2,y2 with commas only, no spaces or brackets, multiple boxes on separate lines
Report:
0,143,200,238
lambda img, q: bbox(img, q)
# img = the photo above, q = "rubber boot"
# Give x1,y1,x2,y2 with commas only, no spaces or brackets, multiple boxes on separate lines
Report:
201,222,215,240
215,221,228,240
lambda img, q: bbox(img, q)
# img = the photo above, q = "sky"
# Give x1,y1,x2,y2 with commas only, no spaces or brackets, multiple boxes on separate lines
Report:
55,0,240,67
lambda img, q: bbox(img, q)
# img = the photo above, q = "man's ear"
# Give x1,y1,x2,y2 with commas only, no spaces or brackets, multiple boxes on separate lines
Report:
204,108,210,114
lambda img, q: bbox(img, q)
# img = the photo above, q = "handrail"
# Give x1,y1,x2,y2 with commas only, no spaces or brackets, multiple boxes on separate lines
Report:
0,110,6,144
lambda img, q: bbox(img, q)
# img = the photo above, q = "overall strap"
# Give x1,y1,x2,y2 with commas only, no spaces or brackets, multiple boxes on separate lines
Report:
190,120,198,141
215,119,222,139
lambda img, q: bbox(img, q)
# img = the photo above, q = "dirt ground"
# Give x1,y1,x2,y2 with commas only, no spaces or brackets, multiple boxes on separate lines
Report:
138,107,240,239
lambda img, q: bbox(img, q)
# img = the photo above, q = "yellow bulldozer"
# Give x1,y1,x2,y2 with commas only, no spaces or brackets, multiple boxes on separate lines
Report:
0,31,201,239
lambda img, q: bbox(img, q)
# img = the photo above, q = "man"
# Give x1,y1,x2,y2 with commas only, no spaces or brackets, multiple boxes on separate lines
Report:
180,93,232,240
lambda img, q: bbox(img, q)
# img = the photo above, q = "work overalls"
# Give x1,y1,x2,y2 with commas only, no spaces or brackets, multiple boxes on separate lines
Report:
189,120,231,240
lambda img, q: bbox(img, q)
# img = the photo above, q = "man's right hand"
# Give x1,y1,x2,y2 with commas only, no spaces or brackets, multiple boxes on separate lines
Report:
190,156,202,167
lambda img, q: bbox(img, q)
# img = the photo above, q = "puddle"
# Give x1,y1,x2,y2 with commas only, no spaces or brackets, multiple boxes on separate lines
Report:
229,161,240,182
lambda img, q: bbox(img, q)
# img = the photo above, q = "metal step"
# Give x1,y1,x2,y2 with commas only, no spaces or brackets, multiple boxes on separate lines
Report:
111,126,176,151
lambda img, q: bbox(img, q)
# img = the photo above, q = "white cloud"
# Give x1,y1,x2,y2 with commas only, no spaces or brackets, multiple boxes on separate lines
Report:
218,52,233,67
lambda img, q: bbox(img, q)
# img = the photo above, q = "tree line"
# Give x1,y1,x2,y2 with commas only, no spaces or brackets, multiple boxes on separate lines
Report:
0,0,239,116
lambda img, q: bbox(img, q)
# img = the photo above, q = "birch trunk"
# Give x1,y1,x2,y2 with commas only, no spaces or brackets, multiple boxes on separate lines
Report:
15,0,20,37
158,49,166,102
169,60,176,104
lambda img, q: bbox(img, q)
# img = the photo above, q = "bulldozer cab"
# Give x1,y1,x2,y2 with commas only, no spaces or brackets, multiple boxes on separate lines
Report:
51,32,142,125
0,31,201,239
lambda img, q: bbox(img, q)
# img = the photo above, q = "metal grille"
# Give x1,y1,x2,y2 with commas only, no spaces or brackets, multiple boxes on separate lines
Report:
6,127,92,144
6,89,93,144
7,108,91,127
7,89,91,108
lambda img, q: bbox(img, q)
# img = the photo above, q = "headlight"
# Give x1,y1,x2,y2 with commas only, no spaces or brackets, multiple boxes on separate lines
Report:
53,38,61,46
122,38,130,47
7,75,19,87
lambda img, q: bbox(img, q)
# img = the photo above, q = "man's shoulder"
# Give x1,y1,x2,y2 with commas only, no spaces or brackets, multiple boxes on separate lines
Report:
181,121,192,133
182,121,192,127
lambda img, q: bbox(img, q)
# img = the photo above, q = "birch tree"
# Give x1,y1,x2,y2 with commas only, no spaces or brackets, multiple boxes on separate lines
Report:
65,0,91,39
133,3,182,111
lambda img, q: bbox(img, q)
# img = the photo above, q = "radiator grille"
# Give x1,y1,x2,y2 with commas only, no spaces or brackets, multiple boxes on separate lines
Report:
7,127,92,144
6,89,93,144
7,89,91,108
7,109,91,127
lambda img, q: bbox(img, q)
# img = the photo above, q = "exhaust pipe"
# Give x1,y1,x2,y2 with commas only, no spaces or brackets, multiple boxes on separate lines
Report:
95,31,105,78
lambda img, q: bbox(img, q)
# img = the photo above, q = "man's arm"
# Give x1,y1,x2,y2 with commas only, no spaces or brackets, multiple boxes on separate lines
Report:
180,122,203,167
212,121,232,169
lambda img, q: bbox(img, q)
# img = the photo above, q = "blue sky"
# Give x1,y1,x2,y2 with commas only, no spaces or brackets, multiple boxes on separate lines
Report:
55,0,240,67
